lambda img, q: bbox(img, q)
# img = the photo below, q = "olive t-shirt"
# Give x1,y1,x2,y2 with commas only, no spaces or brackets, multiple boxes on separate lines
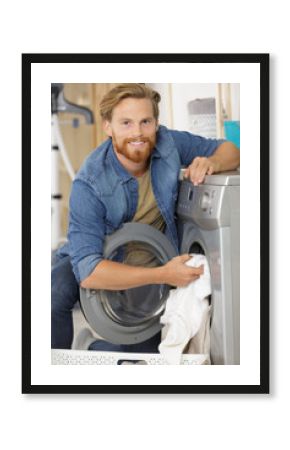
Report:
124,170,165,267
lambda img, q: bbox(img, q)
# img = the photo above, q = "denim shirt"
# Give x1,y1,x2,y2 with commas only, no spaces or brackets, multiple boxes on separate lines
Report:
60,125,225,283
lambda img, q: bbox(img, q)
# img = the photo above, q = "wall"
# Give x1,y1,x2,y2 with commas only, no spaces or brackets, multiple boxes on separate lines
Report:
148,82,240,136
55,83,119,240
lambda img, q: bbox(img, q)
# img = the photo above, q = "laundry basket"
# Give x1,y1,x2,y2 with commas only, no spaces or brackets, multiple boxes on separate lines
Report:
51,349,210,365
188,97,217,138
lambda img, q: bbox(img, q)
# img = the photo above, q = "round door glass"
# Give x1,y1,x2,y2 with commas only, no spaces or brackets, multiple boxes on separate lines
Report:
100,240,169,326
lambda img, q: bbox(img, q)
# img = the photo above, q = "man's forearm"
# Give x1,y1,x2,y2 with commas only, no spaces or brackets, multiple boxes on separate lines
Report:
80,259,165,290
208,141,240,172
184,141,240,185
80,255,204,290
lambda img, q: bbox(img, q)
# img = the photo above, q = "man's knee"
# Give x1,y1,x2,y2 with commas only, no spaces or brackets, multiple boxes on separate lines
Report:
51,288,78,315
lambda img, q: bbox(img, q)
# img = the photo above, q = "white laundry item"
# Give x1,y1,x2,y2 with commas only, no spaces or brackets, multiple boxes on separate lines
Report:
158,254,211,365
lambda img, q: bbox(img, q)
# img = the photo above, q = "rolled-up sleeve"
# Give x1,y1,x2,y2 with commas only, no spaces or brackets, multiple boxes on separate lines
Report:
170,130,226,166
68,179,106,283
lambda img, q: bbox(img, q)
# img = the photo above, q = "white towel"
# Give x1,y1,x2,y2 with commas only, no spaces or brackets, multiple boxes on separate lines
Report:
158,254,211,364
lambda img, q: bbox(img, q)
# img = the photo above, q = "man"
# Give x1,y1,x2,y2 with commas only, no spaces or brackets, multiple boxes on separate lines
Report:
51,83,240,352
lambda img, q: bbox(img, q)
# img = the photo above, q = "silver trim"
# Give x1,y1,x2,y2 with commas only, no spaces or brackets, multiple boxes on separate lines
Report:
179,169,240,186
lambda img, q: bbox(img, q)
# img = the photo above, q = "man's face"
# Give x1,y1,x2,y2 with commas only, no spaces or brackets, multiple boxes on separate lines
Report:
103,97,158,164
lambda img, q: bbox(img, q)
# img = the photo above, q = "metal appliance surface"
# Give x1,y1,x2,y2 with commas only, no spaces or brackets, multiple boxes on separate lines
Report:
177,171,240,364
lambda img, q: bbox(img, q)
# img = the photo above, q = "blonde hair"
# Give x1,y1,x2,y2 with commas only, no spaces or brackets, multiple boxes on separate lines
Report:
99,84,161,121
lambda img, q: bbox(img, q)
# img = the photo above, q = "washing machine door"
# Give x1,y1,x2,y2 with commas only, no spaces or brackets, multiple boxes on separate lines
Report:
79,223,178,345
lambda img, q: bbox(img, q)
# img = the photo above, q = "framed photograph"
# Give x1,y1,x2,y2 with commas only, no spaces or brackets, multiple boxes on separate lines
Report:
22,53,269,394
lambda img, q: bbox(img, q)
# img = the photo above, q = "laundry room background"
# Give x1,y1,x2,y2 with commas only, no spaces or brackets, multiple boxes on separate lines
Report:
52,83,240,248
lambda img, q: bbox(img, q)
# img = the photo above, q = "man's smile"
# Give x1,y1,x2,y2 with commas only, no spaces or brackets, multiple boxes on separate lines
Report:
129,140,146,147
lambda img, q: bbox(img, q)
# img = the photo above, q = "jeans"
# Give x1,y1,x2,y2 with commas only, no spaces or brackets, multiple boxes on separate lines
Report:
51,253,80,349
51,252,161,352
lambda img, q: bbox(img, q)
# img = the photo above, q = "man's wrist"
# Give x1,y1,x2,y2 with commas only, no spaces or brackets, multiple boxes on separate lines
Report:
208,156,221,173
153,265,167,285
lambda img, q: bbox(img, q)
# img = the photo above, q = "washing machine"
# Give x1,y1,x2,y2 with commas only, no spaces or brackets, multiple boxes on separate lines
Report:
177,171,240,364
79,171,240,364
79,223,178,345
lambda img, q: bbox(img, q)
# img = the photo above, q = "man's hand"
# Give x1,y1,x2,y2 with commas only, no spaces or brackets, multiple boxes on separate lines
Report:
183,156,220,185
161,254,204,287
183,141,240,185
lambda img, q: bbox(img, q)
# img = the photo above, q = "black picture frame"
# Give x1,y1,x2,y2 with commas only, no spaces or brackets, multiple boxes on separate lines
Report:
22,53,269,394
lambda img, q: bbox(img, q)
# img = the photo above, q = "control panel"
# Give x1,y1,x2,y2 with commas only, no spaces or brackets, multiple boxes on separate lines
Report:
177,180,224,223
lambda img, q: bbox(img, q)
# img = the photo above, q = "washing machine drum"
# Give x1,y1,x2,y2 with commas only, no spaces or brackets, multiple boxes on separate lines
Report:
79,223,178,345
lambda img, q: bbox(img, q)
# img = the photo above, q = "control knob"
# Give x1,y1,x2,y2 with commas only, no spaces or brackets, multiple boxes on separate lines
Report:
200,191,211,211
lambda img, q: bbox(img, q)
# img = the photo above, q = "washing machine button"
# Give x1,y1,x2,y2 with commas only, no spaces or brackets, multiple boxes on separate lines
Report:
200,191,211,211
188,188,194,201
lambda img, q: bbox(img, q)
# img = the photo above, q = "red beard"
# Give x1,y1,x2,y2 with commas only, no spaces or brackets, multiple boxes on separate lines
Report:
112,135,155,163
